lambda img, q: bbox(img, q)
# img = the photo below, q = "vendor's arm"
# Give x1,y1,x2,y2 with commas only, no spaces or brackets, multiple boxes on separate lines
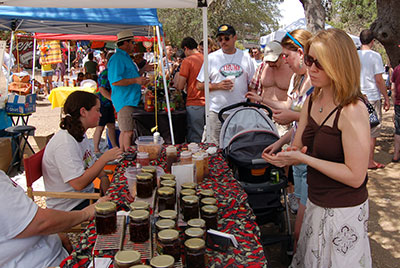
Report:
196,80,233,91
176,75,187,91
245,91,292,110
112,76,148,87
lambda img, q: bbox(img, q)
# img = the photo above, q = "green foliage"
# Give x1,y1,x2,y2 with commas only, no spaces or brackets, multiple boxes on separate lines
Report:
158,0,282,46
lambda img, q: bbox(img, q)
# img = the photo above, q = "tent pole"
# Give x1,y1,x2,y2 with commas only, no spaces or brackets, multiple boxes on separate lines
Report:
6,31,15,93
68,41,70,76
202,7,210,143
31,35,37,94
156,25,175,145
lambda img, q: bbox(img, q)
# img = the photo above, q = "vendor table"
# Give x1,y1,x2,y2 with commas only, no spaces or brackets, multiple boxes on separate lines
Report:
48,86,97,109
133,108,187,144
60,144,267,268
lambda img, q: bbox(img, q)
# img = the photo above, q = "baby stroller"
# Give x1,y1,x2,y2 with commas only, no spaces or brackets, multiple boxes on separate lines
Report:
219,101,293,259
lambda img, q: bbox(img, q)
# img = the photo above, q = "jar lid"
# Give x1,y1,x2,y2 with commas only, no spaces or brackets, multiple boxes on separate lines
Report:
160,174,176,181
141,166,156,173
180,188,196,196
181,182,197,189
182,195,199,204
114,250,141,264
137,152,149,158
129,210,149,221
150,255,175,268
185,227,204,238
166,145,177,153
199,189,214,197
184,238,206,250
201,204,218,214
160,180,176,188
201,197,217,206
187,218,206,228
95,201,116,214
157,229,179,241
136,172,152,180
158,210,177,220
157,186,175,196
155,219,176,230
180,151,192,158
129,201,150,211
192,152,204,160
130,265,151,268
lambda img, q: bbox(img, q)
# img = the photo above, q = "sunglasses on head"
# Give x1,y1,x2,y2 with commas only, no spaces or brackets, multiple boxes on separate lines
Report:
304,54,324,70
217,35,231,42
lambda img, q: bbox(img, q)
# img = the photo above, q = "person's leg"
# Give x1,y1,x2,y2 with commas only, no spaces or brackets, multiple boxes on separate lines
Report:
117,106,135,152
42,74,49,95
393,105,400,161
93,125,105,153
369,100,384,168
208,111,222,146
186,105,205,143
47,72,54,92
106,123,118,148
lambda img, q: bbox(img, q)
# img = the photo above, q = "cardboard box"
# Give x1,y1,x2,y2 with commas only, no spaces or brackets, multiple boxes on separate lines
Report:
0,137,12,172
6,93,36,114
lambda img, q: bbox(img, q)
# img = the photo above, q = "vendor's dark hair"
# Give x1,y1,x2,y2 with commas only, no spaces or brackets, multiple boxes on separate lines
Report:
181,37,198,50
360,29,374,45
60,91,98,142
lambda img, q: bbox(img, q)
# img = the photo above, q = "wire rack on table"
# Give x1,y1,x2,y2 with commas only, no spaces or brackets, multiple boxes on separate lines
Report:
94,215,126,251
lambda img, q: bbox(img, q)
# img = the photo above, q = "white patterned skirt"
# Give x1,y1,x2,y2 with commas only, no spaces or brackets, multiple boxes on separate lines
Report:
290,199,372,268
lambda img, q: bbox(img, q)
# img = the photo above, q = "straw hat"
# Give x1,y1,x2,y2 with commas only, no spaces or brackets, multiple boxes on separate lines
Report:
117,30,134,42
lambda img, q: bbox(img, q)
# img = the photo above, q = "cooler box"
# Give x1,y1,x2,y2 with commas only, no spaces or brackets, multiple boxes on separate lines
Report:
6,93,37,114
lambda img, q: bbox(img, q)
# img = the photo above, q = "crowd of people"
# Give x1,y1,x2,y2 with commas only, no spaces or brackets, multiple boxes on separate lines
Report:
2,22,399,267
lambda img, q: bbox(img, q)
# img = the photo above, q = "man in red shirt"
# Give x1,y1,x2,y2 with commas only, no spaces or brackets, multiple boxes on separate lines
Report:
176,37,205,143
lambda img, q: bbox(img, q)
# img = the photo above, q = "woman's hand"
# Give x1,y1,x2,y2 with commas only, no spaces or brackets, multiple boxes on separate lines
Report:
83,196,113,220
245,91,262,103
262,146,307,167
100,147,123,162
271,108,298,125
263,140,283,155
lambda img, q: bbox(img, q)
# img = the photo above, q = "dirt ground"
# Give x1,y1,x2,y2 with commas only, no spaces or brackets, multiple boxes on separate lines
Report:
2,76,399,267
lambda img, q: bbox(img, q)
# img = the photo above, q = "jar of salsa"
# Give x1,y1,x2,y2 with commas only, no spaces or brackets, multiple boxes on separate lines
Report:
159,209,178,222
130,200,150,211
180,150,192,164
184,227,205,240
129,210,150,243
157,229,181,262
114,250,141,268
187,218,206,230
137,152,150,167
95,201,117,235
184,238,207,268
150,255,175,268
157,186,176,212
200,205,218,230
141,166,157,189
182,195,199,222
136,172,153,198
166,145,178,173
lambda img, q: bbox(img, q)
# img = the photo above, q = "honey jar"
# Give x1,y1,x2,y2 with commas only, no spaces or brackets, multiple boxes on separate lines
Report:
129,210,150,242
157,229,181,262
157,186,176,212
95,201,117,235
180,150,192,164
142,166,157,189
200,205,218,230
182,195,199,222
184,238,207,268
136,172,153,198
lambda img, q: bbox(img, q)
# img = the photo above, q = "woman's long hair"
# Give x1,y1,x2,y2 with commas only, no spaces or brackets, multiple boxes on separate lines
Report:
60,91,98,142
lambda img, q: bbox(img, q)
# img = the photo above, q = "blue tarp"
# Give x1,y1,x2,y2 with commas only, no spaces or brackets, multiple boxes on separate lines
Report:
0,7,162,35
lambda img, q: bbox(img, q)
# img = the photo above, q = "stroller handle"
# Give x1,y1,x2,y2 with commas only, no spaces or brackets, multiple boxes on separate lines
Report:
218,101,273,124
252,158,268,165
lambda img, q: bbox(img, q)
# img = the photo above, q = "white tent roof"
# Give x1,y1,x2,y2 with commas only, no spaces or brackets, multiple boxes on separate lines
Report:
260,18,361,48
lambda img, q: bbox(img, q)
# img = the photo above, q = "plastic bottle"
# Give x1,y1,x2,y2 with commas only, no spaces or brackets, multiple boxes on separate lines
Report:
166,145,177,173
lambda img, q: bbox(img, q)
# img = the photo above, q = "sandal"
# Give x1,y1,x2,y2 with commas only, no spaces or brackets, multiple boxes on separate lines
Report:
368,162,385,169
392,158,400,163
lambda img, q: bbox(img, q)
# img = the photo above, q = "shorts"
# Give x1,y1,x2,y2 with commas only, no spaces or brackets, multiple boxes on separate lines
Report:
293,164,308,206
395,105,400,135
117,106,136,132
99,105,115,127
370,99,382,138
41,70,54,77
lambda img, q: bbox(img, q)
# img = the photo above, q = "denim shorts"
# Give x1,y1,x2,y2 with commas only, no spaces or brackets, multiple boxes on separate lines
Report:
41,70,54,77
293,163,308,206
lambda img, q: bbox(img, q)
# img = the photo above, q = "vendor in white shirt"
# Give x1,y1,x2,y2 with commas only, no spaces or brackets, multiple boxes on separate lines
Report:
42,91,122,211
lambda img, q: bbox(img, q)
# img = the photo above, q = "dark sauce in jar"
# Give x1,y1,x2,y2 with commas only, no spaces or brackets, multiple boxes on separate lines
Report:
129,210,150,242
184,238,207,268
142,166,157,189
182,195,199,222
95,201,117,235
201,205,218,230
136,172,153,198
157,186,176,212
157,229,181,262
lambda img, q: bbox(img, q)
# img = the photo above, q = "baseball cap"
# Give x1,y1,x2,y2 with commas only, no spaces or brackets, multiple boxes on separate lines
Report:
216,24,236,37
117,30,134,43
263,41,282,62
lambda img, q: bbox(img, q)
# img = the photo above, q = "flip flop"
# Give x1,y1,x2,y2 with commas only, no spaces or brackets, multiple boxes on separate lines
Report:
368,163,385,169
392,158,400,163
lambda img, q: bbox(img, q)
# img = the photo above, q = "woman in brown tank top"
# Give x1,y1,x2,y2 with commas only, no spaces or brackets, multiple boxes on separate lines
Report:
263,29,372,268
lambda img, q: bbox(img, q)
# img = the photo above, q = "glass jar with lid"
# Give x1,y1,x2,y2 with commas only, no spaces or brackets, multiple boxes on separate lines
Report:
157,186,176,212
95,201,117,235
200,205,218,230
158,209,178,222
184,238,207,268
150,255,175,268
182,195,199,222
200,197,217,207
202,151,209,178
184,227,205,240
155,219,176,233
181,182,197,190
141,166,157,189
166,145,178,173
160,179,176,191
130,265,151,268
188,143,199,154
137,152,150,167
187,218,206,230
192,152,204,183
156,229,181,261
130,200,150,211
179,188,196,214
136,172,153,198
198,189,214,202
129,210,150,242
180,150,192,164
114,250,141,268
160,174,176,182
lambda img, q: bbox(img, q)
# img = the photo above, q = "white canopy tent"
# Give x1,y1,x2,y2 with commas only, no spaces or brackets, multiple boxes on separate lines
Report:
1,0,214,143
260,18,361,48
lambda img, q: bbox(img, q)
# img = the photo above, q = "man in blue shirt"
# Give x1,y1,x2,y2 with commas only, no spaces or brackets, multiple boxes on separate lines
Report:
108,30,149,151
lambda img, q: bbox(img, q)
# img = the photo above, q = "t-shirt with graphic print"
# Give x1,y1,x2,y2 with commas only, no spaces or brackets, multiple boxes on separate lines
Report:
197,48,255,113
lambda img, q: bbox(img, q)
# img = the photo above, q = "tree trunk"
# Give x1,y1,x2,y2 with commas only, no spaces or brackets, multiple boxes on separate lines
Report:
371,0,400,67
300,0,325,34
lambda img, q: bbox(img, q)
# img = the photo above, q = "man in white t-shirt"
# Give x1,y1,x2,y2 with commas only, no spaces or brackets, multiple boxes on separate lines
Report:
0,170,99,268
2,44,15,83
358,29,390,169
197,24,255,145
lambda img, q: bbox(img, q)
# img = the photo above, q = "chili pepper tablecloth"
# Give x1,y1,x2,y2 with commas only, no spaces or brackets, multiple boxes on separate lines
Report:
60,143,267,268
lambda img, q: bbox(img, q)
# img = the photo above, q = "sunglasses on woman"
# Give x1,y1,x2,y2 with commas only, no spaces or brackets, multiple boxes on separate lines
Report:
304,54,324,70
217,35,231,42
